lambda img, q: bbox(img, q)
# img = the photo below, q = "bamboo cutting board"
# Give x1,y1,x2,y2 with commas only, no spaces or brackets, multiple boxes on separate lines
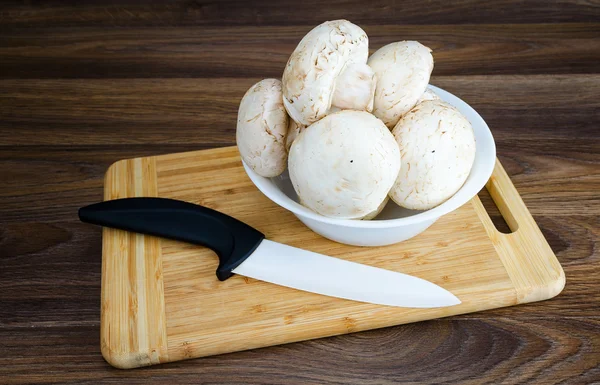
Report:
100,146,564,369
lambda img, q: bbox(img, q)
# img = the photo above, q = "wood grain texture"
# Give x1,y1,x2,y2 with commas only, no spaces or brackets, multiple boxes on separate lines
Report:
1,0,598,28
1,75,599,144
1,318,600,384
1,24,598,79
101,157,169,368
0,0,599,382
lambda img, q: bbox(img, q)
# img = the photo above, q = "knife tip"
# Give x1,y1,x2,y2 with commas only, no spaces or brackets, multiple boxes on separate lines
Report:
443,291,461,307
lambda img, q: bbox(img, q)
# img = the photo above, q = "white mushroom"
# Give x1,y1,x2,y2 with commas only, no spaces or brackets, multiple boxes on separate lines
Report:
389,100,476,210
282,20,376,126
288,110,401,219
285,120,306,152
331,62,376,112
368,41,434,128
361,196,389,220
236,79,289,177
415,87,440,104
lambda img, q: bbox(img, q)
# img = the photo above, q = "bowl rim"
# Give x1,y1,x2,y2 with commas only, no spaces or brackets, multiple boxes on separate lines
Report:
243,85,496,229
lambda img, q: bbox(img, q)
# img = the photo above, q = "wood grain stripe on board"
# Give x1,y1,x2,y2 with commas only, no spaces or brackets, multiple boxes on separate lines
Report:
101,157,168,368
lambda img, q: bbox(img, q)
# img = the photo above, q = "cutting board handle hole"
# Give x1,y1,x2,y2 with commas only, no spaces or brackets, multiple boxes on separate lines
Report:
478,184,517,234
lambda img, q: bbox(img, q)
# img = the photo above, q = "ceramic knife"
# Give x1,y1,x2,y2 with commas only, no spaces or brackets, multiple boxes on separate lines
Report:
79,197,460,308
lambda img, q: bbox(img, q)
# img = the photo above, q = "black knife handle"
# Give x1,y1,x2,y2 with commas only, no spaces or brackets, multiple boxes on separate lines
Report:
78,197,265,281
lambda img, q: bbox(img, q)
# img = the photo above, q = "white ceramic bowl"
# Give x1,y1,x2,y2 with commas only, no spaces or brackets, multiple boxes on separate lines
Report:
242,85,496,246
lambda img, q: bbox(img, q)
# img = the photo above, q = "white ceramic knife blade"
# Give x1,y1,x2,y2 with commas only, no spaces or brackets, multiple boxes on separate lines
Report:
233,239,460,308
79,197,460,308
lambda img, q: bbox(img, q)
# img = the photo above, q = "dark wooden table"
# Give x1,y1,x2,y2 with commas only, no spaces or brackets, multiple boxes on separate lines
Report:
1,1,599,383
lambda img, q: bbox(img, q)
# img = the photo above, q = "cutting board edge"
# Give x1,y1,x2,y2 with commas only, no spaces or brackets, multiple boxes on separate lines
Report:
471,159,565,305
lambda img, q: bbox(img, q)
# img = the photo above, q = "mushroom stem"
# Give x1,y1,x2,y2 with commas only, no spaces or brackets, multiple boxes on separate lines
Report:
331,62,376,112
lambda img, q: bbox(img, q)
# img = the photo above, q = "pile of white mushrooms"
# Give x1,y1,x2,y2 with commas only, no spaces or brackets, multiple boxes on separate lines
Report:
237,20,476,220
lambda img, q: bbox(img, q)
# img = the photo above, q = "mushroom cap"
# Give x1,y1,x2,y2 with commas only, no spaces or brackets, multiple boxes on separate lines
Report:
331,62,376,112
368,41,434,128
389,100,476,210
288,110,401,219
236,79,289,177
285,119,306,153
282,20,369,126
415,87,440,104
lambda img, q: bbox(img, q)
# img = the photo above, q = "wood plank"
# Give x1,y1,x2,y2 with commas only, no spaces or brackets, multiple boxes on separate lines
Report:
1,75,598,145
1,0,598,28
491,152,600,217
1,318,599,383
1,24,598,79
